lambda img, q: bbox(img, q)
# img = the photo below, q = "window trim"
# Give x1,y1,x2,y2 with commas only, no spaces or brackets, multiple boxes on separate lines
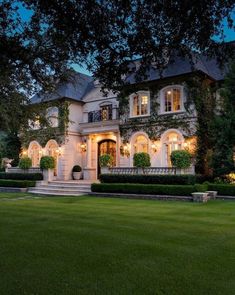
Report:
160,85,185,115
129,91,150,118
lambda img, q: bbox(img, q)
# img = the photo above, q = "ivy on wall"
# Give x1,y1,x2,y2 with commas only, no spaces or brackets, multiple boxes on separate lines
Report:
118,76,196,143
20,100,70,148
118,72,234,177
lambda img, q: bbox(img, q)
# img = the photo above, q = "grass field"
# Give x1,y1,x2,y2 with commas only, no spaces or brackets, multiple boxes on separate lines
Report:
0,193,235,295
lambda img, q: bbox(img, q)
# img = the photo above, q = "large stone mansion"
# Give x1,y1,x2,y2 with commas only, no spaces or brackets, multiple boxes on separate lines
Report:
23,53,228,180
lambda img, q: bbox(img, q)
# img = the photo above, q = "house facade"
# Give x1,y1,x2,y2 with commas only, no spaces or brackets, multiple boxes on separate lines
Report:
23,54,226,180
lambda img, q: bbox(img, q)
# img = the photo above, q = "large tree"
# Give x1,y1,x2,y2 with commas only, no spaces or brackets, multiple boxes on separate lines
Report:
211,61,235,176
0,0,234,131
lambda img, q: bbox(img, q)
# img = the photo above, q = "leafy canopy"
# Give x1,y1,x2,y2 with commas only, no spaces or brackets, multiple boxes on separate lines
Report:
0,0,234,131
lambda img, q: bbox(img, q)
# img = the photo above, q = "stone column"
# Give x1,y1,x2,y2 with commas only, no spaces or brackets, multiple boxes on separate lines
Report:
115,132,120,167
86,135,92,168
83,135,96,180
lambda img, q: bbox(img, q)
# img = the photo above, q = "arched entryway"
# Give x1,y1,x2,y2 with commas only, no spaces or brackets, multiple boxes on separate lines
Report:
97,139,116,176
28,141,42,167
45,140,59,176
161,130,184,167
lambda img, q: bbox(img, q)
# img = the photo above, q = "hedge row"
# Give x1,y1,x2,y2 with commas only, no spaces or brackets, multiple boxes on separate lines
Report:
91,183,208,196
0,179,36,188
208,184,235,196
100,174,213,185
0,173,43,181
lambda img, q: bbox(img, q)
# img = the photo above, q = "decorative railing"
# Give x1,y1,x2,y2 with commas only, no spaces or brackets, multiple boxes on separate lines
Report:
108,166,194,175
6,167,41,173
88,108,118,123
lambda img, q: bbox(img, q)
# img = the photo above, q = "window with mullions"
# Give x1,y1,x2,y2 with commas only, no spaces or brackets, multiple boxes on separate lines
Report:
161,87,183,113
101,105,112,121
130,91,150,117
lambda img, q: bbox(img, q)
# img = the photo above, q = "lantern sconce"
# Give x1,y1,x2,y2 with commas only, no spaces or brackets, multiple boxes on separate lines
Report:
151,142,158,153
56,147,62,156
120,143,130,157
80,142,87,153
22,150,27,156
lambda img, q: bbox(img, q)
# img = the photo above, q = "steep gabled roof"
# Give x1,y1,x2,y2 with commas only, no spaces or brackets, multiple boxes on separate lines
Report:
30,72,93,104
124,50,232,84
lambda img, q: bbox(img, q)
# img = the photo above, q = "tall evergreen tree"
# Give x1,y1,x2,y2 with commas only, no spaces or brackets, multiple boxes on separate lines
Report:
211,61,235,176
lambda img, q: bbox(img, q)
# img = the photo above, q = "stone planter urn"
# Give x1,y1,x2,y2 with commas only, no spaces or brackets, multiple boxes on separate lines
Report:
73,172,82,180
72,165,82,180
43,169,54,182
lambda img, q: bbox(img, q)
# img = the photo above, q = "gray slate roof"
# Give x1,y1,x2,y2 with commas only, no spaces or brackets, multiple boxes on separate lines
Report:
30,72,93,104
125,53,228,84
30,48,232,103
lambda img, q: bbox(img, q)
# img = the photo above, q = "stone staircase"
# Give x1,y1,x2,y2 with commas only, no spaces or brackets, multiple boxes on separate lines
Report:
28,180,93,196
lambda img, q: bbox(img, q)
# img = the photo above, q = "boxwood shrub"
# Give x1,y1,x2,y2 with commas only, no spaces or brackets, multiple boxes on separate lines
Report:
208,184,235,196
0,173,43,180
100,174,196,185
91,183,208,196
0,179,36,187
18,156,32,170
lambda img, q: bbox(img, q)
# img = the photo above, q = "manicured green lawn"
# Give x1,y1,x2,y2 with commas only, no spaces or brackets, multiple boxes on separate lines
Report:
0,193,235,295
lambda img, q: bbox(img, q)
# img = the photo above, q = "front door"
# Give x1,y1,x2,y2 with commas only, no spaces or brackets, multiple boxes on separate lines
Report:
98,140,116,176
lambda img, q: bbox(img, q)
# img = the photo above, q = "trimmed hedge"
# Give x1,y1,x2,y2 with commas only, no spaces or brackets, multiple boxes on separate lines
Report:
0,179,36,187
100,174,215,185
91,183,208,196
100,174,196,185
0,173,43,181
208,184,235,196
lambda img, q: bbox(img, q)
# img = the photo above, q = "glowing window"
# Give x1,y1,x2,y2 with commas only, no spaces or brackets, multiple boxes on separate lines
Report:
134,135,148,153
131,92,149,117
163,87,182,113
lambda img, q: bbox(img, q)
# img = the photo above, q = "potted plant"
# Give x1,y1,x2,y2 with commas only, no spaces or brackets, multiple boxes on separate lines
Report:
40,156,55,182
99,154,113,174
18,156,32,173
133,152,151,174
72,165,82,180
170,150,192,174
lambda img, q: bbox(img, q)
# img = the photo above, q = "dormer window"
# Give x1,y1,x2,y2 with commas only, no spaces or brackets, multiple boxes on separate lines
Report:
160,86,184,114
130,91,150,117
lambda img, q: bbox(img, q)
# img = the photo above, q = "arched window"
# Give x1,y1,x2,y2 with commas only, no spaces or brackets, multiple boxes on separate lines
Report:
161,131,184,167
28,142,42,167
160,86,184,114
130,91,150,117
45,140,59,176
47,107,59,127
134,135,149,153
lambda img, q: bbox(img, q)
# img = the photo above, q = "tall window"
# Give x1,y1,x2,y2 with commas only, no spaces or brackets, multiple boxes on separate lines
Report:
130,91,150,117
161,87,183,113
47,107,59,127
28,142,42,167
134,135,148,153
101,105,112,121
163,132,183,167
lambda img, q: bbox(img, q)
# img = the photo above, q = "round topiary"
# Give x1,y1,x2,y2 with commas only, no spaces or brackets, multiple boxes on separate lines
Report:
40,156,55,170
170,150,191,169
19,156,32,170
99,154,113,167
72,165,82,172
133,152,151,168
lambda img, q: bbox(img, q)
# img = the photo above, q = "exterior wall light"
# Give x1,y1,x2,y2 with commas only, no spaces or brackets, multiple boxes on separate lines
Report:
80,143,87,153
56,147,62,156
151,143,158,153
120,144,130,157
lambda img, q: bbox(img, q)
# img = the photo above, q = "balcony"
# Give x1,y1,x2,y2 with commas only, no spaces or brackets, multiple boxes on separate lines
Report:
88,106,119,123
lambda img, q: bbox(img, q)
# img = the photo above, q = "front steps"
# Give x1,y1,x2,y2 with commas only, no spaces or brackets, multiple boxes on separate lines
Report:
28,180,93,196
